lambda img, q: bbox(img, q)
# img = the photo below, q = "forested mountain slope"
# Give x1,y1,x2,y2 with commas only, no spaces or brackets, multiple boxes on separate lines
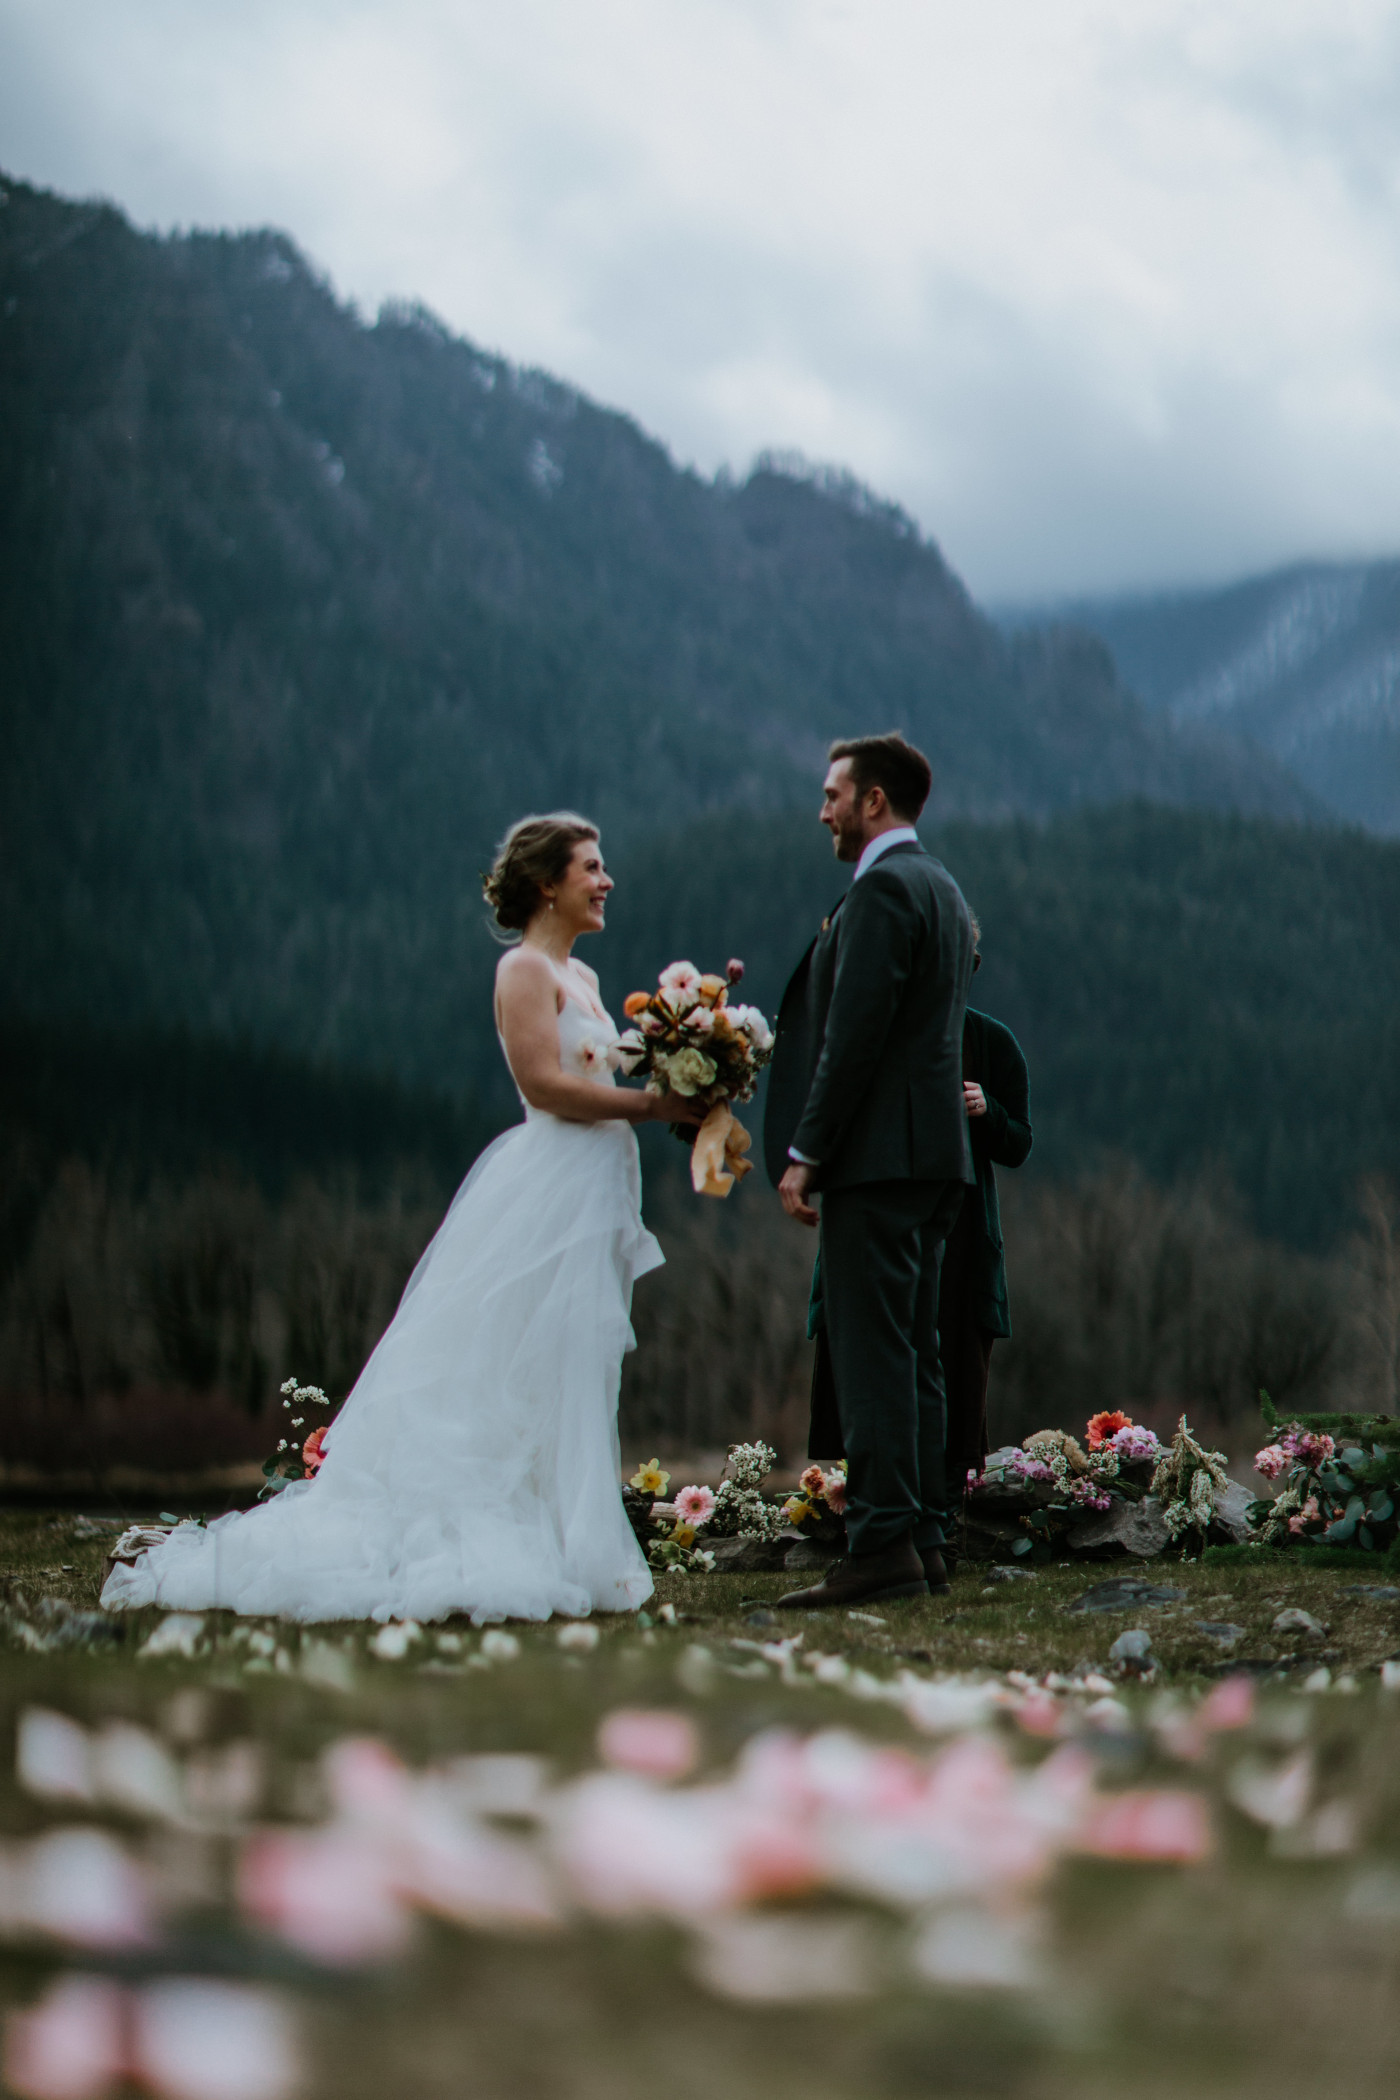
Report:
1,172,1314,1086
11,807,1398,1253
1061,562,1400,834
606,804,1400,1249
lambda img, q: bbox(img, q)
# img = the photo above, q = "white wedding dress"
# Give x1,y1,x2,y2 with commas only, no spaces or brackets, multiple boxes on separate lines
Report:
101,1002,660,1624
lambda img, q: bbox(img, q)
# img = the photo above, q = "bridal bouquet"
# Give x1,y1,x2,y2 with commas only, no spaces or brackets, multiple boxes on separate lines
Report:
616,958,775,1197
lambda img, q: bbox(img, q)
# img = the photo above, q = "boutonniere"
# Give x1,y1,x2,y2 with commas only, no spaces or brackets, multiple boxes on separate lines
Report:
821,915,831,932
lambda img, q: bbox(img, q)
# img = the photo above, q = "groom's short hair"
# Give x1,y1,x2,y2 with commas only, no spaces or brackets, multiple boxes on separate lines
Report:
828,732,932,821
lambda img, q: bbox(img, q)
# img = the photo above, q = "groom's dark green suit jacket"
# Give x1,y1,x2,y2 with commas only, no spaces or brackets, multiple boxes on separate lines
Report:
763,840,976,1192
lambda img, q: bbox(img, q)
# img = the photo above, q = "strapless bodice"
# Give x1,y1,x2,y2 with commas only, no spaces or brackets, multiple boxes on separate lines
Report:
503,1000,620,1119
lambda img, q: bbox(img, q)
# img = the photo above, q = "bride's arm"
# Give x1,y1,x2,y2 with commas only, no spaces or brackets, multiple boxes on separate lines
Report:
496,952,702,1126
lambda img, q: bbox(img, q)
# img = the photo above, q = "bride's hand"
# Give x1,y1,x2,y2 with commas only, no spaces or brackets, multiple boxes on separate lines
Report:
649,1089,708,1126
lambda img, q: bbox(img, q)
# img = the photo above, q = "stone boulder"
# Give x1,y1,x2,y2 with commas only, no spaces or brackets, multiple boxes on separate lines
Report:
706,1536,791,1573
1068,1494,1171,1559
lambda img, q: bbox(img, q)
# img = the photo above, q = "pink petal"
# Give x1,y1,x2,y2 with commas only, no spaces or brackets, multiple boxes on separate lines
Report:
1079,1789,1213,1863
596,1710,699,1782
4,1974,125,2100
238,1829,414,1965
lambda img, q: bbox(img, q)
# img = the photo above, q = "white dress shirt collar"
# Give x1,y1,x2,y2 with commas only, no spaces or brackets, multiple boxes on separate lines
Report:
853,825,920,880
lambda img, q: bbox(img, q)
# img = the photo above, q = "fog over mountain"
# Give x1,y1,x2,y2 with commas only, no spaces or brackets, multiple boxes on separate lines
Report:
1055,564,1400,836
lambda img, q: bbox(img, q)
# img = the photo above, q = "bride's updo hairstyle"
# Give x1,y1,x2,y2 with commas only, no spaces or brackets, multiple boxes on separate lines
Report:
483,812,600,935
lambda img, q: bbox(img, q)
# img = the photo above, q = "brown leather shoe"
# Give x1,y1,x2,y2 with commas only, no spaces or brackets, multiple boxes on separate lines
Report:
776,1534,929,1611
919,1546,952,1596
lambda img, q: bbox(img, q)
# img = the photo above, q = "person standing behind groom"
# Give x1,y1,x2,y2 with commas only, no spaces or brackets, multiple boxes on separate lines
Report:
764,733,976,1609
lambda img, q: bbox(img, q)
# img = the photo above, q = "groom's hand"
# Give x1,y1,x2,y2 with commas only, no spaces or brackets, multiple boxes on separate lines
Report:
779,1162,819,1227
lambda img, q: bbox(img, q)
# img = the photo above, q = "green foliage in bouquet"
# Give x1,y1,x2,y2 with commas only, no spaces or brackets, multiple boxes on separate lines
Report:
1150,1417,1233,1548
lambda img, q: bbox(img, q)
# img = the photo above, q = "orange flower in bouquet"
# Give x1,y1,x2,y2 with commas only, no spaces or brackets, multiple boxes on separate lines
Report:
1086,1410,1132,1450
302,1426,329,1471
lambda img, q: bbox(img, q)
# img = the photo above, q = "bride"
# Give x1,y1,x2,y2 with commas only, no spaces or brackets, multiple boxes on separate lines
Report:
101,813,701,1626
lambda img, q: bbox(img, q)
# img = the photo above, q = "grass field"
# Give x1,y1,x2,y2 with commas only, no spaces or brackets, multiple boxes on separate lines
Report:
3,1510,1400,2100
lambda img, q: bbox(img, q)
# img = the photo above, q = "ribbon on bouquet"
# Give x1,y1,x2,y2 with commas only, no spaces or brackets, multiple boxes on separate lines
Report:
691,1102,754,1199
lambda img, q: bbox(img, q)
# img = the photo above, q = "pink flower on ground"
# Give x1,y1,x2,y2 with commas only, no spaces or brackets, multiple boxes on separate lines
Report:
799,1465,826,1497
302,1426,328,1472
674,1484,716,1527
1288,1495,1320,1534
596,1709,700,1782
822,1472,847,1514
1254,1444,1287,1480
1281,1428,1334,1467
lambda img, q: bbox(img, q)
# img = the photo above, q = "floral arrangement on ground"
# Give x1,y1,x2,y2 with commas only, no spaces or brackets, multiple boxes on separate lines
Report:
967,1412,1252,1563
1250,1393,1400,1559
259,1378,335,1496
624,1443,809,1573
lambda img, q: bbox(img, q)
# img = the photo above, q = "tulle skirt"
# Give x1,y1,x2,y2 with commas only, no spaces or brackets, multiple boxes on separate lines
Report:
101,1113,662,1624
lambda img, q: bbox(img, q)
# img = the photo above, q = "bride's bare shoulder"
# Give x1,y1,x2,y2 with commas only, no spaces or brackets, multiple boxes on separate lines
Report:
496,948,558,1005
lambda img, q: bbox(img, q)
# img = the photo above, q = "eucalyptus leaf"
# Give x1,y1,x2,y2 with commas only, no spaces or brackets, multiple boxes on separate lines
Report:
1341,1448,1368,1468
1011,1537,1033,1556
1346,1495,1367,1524
1368,1492,1394,1522
1359,1525,1375,1551
1323,1514,1357,1543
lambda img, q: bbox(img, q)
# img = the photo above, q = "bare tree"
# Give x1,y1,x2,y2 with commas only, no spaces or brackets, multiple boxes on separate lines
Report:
1353,1176,1400,1415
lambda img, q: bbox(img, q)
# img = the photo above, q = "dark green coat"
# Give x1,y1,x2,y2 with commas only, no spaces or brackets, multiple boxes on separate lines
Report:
959,1006,1032,1337
763,841,976,1192
806,1004,1032,1340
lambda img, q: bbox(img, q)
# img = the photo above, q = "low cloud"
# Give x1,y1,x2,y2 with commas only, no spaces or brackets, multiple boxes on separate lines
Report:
4,0,1400,597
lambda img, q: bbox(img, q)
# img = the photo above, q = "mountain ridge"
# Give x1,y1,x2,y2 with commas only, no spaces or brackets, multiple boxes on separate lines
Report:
1046,560,1400,834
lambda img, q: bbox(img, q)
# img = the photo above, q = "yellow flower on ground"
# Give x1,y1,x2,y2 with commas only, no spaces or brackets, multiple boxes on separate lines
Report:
630,1458,671,1495
782,1494,813,1525
670,1520,697,1548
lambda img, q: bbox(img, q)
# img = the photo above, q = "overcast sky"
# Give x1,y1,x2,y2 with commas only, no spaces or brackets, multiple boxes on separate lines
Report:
5,0,1400,600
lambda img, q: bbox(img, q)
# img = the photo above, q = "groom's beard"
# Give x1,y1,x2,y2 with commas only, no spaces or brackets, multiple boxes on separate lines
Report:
830,817,865,862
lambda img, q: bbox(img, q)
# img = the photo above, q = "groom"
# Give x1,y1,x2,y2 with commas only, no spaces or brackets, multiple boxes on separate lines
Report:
765,732,976,1608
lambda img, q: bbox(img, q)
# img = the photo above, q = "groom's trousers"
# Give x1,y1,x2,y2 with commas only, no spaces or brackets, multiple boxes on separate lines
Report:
819,1178,966,1558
